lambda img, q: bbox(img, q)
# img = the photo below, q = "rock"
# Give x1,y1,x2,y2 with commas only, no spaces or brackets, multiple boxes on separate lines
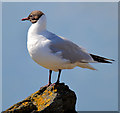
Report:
2,83,77,113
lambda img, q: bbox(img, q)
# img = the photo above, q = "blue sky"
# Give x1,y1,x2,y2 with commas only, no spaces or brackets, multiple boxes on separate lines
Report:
2,2,118,111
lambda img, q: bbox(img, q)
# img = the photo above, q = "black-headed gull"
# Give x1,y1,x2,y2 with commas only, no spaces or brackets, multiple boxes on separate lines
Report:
22,10,114,86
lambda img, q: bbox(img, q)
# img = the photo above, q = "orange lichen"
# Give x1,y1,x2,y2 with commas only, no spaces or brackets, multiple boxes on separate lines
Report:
22,102,29,106
6,87,58,112
31,88,57,111
53,89,57,92
45,103,50,107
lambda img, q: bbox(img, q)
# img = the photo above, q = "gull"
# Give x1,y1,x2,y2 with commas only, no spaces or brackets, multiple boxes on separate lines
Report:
22,10,114,86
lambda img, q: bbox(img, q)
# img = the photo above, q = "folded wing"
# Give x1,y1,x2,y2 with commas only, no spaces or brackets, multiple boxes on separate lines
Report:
49,35,94,63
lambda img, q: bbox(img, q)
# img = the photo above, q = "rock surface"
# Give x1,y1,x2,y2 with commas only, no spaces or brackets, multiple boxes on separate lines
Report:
2,83,77,113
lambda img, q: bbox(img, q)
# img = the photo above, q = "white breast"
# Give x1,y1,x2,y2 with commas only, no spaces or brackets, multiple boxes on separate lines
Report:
27,31,75,71
27,15,90,71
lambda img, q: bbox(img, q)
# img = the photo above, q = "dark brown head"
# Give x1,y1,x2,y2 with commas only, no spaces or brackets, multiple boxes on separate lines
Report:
22,10,44,23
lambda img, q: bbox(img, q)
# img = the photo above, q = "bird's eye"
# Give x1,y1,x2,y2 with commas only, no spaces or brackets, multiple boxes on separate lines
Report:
30,14,34,17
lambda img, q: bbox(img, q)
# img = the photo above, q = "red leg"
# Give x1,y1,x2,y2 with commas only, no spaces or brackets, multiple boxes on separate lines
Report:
40,69,62,90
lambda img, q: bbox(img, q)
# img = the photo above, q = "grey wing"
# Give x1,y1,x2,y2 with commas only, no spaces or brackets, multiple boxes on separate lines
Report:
49,36,94,63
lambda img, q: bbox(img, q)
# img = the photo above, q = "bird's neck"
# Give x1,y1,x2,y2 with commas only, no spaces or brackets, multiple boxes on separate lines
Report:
28,15,47,34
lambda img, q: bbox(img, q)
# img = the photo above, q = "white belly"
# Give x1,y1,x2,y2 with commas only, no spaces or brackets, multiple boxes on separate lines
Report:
27,39,76,72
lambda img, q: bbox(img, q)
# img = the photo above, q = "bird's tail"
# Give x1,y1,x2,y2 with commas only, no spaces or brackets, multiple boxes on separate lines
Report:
90,54,115,63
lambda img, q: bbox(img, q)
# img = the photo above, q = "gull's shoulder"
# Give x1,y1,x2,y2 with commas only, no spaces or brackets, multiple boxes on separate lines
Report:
39,30,61,40
40,31,87,53
41,30,88,54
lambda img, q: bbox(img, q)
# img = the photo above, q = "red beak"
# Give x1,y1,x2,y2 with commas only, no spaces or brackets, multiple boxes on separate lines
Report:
21,17,29,21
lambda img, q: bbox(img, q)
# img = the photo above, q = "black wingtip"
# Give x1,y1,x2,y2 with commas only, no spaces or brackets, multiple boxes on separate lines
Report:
90,54,115,64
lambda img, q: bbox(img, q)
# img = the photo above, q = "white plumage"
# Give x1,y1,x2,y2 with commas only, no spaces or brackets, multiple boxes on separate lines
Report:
27,14,96,72
22,10,114,85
